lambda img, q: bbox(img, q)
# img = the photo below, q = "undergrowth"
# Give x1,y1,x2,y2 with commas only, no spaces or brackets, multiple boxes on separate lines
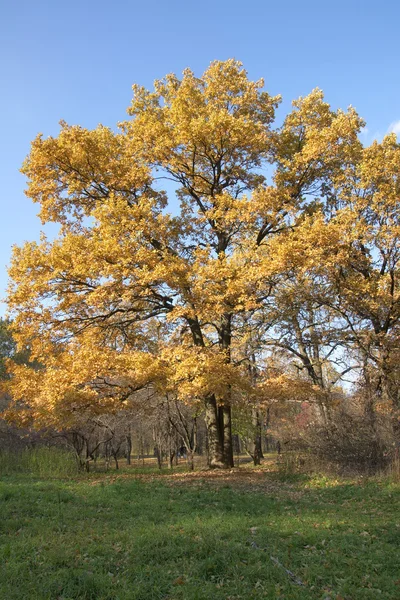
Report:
0,447,78,478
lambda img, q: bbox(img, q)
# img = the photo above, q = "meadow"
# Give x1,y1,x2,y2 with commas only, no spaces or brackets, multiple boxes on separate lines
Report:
0,451,399,599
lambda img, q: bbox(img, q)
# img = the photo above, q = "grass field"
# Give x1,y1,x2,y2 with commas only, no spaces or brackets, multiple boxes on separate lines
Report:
0,456,399,599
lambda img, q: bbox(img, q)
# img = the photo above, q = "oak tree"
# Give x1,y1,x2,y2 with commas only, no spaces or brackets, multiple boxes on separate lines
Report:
8,60,395,468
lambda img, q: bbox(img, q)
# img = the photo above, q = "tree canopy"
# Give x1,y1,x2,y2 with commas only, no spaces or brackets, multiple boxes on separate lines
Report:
6,60,400,467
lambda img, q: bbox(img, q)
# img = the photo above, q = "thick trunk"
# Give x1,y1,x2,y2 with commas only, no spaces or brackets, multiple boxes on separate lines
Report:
204,395,225,468
222,404,234,467
155,446,162,469
218,313,234,468
187,313,233,468
204,398,233,468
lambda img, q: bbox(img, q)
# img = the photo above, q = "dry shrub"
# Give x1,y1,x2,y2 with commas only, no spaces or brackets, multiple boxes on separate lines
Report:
305,409,392,474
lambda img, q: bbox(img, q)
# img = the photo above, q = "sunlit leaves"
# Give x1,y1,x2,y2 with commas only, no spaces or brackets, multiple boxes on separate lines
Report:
6,59,400,431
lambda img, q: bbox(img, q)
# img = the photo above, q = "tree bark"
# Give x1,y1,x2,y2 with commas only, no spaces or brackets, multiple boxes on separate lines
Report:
222,404,234,467
125,431,132,465
187,449,195,470
204,395,225,468
187,313,233,468
251,408,263,466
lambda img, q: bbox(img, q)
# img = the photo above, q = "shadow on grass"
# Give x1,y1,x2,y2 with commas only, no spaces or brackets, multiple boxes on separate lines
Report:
0,471,399,599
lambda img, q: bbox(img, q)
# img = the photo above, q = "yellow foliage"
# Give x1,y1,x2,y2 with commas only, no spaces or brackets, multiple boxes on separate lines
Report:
5,60,400,429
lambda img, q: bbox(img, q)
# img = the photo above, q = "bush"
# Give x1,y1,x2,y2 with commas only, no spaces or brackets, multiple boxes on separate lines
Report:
306,411,391,473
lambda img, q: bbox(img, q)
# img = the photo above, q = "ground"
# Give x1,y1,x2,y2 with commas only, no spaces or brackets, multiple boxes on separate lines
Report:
0,458,399,599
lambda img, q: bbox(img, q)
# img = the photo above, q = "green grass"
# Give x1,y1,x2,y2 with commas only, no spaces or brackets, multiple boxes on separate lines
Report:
0,467,399,599
0,447,78,478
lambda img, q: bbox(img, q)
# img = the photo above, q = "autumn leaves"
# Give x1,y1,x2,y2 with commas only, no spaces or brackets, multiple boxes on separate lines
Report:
6,60,400,467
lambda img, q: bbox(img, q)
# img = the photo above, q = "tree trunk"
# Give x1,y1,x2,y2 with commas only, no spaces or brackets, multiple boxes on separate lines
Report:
251,408,263,466
104,442,110,471
264,407,270,454
126,430,132,465
155,446,162,469
85,440,91,473
187,314,233,469
167,451,174,469
204,395,225,468
113,452,119,470
222,404,234,467
203,399,234,468
187,449,194,471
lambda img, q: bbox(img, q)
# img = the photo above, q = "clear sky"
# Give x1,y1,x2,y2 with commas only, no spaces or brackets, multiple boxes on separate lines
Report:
0,0,399,315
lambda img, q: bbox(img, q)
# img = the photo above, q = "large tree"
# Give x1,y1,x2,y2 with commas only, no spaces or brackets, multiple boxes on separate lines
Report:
7,61,376,468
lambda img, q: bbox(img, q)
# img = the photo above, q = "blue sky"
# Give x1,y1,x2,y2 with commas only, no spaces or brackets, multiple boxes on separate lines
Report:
1,0,399,315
